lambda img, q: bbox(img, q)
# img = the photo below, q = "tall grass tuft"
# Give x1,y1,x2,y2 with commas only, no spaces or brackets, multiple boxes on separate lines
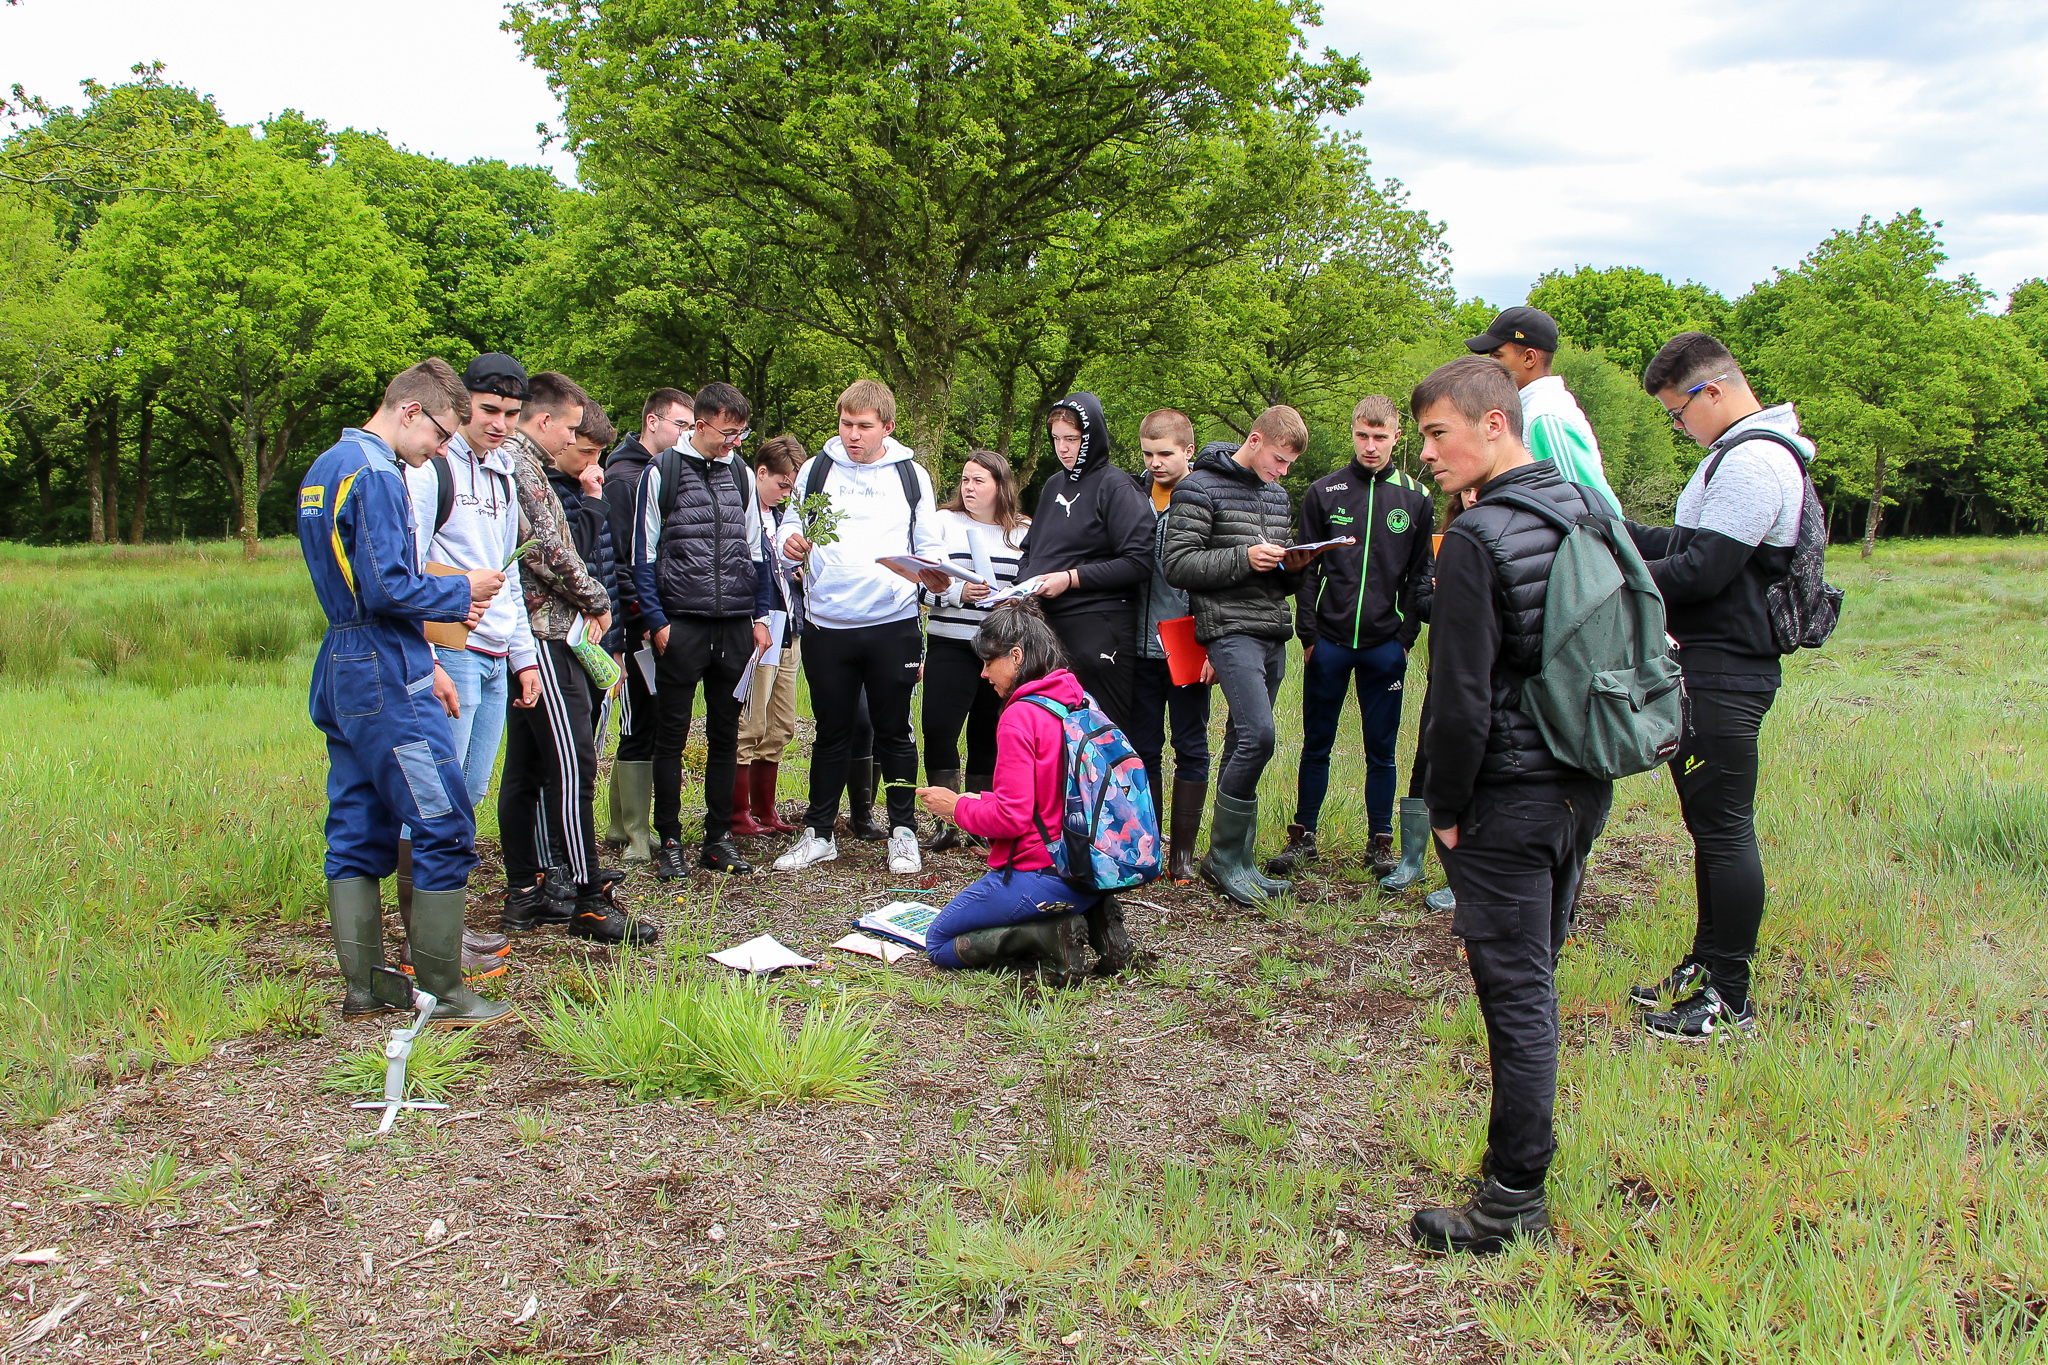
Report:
536,955,886,1106
0,602,71,681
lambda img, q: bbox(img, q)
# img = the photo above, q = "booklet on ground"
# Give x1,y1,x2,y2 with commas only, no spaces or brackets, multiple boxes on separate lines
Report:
855,901,940,951
708,934,817,975
832,932,915,965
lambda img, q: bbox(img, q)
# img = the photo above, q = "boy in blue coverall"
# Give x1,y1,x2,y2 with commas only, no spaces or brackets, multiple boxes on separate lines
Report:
298,359,514,1029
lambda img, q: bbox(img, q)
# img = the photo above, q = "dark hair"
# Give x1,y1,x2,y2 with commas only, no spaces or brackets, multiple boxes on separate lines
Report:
381,358,471,425
642,387,693,425
939,448,1026,546
1409,356,1523,443
1643,331,1746,397
575,400,617,447
694,380,751,427
524,371,588,424
755,433,806,477
972,600,1068,687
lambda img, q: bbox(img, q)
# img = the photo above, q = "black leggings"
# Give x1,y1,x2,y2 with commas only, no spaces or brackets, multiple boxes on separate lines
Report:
800,619,921,835
1671,686,1776,1008
1047,610,1136,732
921,636,1001,776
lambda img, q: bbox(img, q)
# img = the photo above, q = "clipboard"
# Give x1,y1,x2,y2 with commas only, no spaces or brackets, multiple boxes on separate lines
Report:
422,562,470,650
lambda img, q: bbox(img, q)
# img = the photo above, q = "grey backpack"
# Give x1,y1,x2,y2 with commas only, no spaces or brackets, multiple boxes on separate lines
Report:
1474,490,1685,780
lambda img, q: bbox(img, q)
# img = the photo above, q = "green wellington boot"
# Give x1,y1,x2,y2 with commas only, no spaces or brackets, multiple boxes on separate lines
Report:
330,877,404,1018
924,769,965,852
1242,796,1292,897
1083,893,1135,974
950,915,1091,986
1379,798,1431,891
1200,791,1268,906
603,768,630,848
612,760,656,863
410,888,516,1030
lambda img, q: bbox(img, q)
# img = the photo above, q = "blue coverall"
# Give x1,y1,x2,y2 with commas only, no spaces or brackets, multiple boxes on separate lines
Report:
298,430,479,893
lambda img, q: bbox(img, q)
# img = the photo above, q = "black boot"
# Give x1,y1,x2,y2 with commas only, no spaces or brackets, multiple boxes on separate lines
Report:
1083,894,1135,975
925,769,964,852
1368,832,1398,879
501,876,572,933
1410,1175,1549,1255
1265,823,1317,877
950,915,1091,986
568,880,657,947
845,758,888,842
1167,779,1205,883
698,837,753,875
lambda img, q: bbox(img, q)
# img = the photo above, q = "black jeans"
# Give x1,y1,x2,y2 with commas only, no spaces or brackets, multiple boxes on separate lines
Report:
1207,634,1287,801
1297,635,1406,834
1438,779,1612,1189
1048,609,1136,732
1671,684,1776,1008
1129,656,1212,798
652,615,752,843
922,636,1002,776
616,628,656,763
801,618,921,835
501,639,598,890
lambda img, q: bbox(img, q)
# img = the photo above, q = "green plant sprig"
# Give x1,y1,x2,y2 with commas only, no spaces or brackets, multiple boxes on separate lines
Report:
794,492,844,548
504,537,541,568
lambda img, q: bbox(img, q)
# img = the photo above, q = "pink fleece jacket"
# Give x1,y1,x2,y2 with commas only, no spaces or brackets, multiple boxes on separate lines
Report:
951,668,1084,872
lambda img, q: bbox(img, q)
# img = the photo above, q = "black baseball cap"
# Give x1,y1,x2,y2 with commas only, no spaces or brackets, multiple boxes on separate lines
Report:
1465,306,1560,355
463,352,529,400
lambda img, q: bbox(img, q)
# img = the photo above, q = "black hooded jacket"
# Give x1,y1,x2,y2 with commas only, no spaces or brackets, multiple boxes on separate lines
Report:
601,433,656,632
1016,392,1154,618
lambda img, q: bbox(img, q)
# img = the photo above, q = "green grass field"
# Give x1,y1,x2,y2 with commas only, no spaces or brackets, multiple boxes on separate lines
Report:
0,537,2043,1361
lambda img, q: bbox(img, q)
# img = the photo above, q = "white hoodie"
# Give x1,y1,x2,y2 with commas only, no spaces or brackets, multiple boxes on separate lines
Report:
776,436,943,630
404,433,539,672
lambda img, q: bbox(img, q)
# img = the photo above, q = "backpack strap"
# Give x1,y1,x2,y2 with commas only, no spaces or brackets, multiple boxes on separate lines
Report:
896,460,921,549
654,447,684,521
1482,486,1584,535
804,455,831,500
432,454,453,533
1703,427,1808,486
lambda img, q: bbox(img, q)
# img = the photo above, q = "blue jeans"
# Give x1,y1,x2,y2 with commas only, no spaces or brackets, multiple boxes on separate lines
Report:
1296,635,1406,835
435,645,512,806
926,868,1101,969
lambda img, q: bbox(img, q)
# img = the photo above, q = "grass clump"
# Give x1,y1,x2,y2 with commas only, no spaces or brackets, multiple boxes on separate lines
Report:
318,1029,487,1100
70,1147,212,1211
535,954,886,1106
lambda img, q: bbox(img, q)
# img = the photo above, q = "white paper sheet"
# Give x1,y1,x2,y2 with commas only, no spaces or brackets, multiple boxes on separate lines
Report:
831,932,914,965
1290,536,1357,554
634,645,657,693
708,934,817,974
731,610,786,704
876,554,991,586
982,576,1043,605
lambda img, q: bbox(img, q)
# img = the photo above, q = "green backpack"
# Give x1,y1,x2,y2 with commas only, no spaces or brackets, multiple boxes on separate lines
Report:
1474,489,1684,780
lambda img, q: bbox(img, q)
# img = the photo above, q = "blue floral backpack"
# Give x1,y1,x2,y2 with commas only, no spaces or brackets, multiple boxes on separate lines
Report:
1015,693,1161,890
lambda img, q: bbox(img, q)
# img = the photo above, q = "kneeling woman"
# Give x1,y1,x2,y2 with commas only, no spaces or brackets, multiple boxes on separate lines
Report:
916,602,1100,984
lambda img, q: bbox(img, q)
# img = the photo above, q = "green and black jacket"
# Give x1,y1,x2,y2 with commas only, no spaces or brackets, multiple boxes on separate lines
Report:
1294,458,1435,651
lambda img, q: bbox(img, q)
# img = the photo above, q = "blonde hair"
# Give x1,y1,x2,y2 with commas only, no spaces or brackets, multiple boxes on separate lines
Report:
1352,395,1400,429
1248,405,1309,454
381,358,471,425
837,378,897,427
1139,409,1195,447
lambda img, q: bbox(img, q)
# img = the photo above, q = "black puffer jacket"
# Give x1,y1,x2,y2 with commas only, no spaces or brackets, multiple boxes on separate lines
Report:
548,468,624,655
1161,444,1300,644
650,449,758,622
1424,461,1599,819
602,434,655,632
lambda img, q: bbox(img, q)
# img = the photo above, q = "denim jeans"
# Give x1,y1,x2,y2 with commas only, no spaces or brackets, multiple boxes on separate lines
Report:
1206,634,1287,801
1296,635,1407,834
926,868,1101,969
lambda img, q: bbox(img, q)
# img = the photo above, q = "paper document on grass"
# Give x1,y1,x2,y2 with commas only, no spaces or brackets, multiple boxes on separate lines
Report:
708,934,817,975
832,932,914,965
876,554,991,586
855,901,940,951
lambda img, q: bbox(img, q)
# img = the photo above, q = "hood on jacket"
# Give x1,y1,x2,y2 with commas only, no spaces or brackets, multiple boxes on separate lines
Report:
1193,443,1263,486
1048,392,1112,482
1008,667,1086,710
824,433,917,468
606,432,654,471
1715,403,1815,464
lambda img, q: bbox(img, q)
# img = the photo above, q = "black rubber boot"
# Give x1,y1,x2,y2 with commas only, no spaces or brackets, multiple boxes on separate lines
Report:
1265,823,1317,877
924,769,964,851
1410,1175,1549,1255
1083,894,1135,975
698,837,753,875
1167,779,1205,883
412,888,516,1029
1379,798,1431,891
950,915,1091,986
502,877,572,933
330,877,402,1018
568,881,657,947
845,758,888,842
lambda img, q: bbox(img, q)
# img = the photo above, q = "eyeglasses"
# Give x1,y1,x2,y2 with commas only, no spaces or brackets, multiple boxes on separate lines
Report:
704,424,750,444
657,412,693,431
1665,374,1728,427
412,403,455,448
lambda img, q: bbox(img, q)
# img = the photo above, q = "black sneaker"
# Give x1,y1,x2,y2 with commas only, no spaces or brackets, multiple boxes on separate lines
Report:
502,880,572,933
652,839,690,881
1628,959,1709,1009
1642,985,1755,1041
698,837,753,876
567,883,657,947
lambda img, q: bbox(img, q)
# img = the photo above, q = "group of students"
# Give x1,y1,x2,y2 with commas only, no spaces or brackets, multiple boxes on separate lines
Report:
300,305,1814,1260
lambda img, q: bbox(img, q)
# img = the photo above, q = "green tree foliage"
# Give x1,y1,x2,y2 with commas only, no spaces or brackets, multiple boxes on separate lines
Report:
78,138,426,558
1526,265,1729,379
510,0,1368,459
0,197,104,417
1752,210,2040,556
1550,343,1683,518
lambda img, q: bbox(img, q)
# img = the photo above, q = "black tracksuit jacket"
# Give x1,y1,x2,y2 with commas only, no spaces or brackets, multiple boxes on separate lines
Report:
1294,458,1436,651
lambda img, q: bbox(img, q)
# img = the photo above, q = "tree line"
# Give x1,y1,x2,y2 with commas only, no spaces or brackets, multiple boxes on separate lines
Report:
2,7,2042,557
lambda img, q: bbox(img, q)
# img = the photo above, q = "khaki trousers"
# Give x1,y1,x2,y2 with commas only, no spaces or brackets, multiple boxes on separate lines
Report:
737,642,800,764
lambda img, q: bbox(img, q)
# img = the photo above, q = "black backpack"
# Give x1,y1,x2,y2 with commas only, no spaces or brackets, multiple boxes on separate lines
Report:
1701,429,1843,653
431,454,454,533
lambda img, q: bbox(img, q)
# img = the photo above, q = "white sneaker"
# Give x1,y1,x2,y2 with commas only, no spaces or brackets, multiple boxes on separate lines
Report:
773,830,838,872
887,827,922,875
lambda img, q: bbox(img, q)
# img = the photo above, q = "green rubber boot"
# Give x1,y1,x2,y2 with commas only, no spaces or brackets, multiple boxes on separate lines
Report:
330,877,402,1018
1200,791,1268,906
603,768,629,848
950,915,1091,986
1380,797,1431,891
1244,801,1292,897
613,760,656,863
411,888,516,1030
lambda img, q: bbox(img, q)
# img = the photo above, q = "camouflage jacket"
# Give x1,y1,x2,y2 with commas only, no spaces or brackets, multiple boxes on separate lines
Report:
506,431,611,643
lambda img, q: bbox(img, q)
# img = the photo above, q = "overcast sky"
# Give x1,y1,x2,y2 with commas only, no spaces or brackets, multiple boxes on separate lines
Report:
8,0,2043,310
